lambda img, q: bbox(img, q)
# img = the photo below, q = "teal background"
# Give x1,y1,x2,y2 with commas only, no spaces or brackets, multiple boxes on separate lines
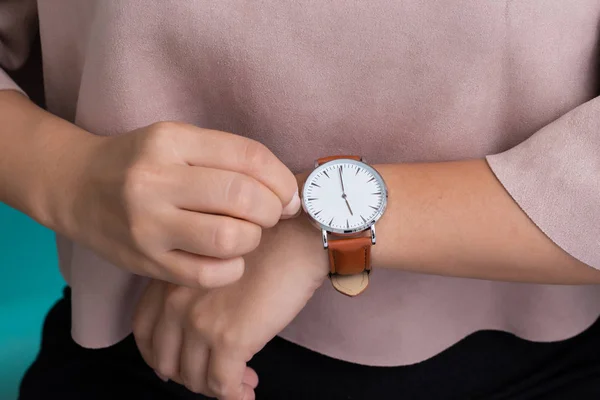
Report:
0,204,65,400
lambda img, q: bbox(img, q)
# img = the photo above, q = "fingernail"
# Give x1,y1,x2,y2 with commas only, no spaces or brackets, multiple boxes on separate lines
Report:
281,190,301,218
155,370,168,382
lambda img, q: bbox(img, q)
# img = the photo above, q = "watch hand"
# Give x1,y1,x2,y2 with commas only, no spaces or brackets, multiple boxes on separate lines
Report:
339,166,353,215
339,166,346,194
343,195,354,216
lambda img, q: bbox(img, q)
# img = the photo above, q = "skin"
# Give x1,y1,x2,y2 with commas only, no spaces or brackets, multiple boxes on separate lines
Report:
2,90,600,398
134,216,326,400
371,161,600,285
134,161,600,399
0,90,300,288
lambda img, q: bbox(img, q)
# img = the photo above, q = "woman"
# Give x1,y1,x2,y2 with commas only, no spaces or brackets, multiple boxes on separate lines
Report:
2,1,600,399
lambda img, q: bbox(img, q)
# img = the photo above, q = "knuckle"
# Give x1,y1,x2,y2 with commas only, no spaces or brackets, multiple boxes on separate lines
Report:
197,257,246,289
212,219,240,256
189,306,210,335
155,363,177,380
246,224,262,251
215,328,256,361
226,176,281,228
214,327,242,351
206,377,229,398
148,121,179,139
141,122,172,153
262,200,282,228
144,121,185,154
182,374,205,394
241,139,270,170
163,286,190,314
225,175,256,216
195,264,218,288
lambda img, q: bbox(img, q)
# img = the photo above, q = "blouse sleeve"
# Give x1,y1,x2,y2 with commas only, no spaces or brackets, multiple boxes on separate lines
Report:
0,0,38,94
486,95,600,269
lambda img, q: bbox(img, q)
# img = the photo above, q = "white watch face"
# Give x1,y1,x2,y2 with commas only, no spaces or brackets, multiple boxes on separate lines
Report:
302,159,387,234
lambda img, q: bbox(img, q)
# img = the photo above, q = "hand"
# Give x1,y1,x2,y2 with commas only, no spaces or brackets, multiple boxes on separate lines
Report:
60,121,300,288
133,216,328,399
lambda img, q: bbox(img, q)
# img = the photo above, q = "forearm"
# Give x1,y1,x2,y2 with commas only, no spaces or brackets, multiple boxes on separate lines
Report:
0,90,96,232
371,159,600,284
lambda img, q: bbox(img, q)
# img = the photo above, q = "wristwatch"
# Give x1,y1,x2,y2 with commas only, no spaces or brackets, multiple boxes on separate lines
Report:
301,156,388,297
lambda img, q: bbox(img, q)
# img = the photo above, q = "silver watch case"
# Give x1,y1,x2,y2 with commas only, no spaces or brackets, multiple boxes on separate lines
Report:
301,157,388,249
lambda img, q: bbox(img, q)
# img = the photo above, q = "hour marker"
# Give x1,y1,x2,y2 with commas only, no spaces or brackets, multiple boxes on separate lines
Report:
307,198,317,201
367,177,375,183
311,182,321,187
323,171,330,178
314,210,322,216
346,219,349,229
360,215,367,223
329,217,334,226
371,192,381,195
355,168,360,176
369,205,378,210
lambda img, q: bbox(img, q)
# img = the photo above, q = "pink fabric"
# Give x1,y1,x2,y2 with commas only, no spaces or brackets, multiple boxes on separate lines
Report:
2,0,600,366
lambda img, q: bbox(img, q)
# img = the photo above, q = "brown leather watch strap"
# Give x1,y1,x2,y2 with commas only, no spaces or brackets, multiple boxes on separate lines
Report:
328,236,372,275
328,235,372,297
317,155,361,165
331,273,370,297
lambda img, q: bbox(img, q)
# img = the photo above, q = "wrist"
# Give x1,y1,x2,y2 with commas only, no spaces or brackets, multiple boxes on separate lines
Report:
255,212,329,283
30,116,104,236
294,172,329,277
0,91,101,235
291,213,330,277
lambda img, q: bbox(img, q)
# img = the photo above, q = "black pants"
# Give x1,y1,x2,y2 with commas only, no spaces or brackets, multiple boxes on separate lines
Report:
19,288,600,399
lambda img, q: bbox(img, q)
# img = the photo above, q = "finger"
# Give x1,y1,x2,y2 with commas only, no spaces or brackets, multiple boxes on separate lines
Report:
168,166,283,228
156,251,245,289
152,317,183,380
175,126,299,211
179,331,212,395
206,348,249,400
165,212,262,259
132,280,166,368
243,367,259,389
151,286,192,379
240,385,256,400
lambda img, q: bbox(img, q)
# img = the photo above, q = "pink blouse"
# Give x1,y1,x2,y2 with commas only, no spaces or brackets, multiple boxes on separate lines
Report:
1,0,599,366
